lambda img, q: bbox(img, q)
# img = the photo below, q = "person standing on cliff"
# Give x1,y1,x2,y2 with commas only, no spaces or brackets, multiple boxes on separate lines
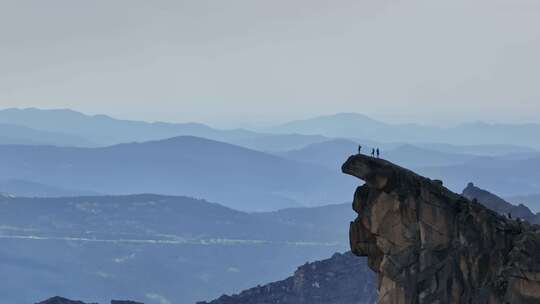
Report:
376,148,380,158
358,145,362,154
371,148,375,157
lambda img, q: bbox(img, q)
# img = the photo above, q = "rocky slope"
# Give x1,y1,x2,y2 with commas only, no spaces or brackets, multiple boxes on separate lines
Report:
343,154,540,303
462,182,540,224
197,252,376,304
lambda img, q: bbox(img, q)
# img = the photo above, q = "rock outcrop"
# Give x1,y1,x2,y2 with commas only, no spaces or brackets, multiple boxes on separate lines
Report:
197,252,376,304
343,154,540,303
463,182,540,224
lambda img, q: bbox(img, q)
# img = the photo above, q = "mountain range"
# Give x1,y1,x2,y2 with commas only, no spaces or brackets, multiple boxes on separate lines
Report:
270,112,540,149
0,131,538,210
0,108,328,151
1,108,539,153
0,136,356,211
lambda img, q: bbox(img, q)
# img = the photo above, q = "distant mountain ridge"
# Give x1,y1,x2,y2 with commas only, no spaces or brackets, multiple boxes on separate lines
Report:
0,136,355,211
270,112,540,148
0,108,328,151
2,108,539,152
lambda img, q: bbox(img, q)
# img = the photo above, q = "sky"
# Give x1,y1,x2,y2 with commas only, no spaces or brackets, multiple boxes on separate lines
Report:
1,0,539,128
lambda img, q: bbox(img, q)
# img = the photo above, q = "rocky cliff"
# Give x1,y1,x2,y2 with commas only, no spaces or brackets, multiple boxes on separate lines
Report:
343,154,540,303
462,182,540,224
197,252,376,304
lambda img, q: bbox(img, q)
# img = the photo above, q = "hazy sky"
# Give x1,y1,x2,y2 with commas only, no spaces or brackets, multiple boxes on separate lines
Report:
1,0,539,127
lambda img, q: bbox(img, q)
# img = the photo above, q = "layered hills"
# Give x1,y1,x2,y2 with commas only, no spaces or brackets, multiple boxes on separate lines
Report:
271,112,540,148
0,108,328,151
0,136,355,211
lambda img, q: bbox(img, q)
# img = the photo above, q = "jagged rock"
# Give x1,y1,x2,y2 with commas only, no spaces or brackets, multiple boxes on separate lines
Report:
342,154,540,304
36,297,96,304
463,182,540,224
197,252,376,304
111,301,144,304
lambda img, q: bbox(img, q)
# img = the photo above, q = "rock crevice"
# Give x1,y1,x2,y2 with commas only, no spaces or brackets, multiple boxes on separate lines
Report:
342,154,540,304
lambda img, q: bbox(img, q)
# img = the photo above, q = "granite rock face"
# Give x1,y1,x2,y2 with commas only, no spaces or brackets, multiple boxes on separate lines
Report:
343,154,540,304
197,252,376,304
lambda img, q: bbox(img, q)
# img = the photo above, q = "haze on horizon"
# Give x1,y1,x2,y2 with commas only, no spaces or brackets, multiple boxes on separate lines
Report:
1,0,539,128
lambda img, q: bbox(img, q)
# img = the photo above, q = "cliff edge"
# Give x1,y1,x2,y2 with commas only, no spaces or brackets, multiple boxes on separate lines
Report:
342,154,540,304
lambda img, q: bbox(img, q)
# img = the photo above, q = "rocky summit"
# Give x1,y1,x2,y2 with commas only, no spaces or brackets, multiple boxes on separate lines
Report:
197,252,377,304
343,154,540,303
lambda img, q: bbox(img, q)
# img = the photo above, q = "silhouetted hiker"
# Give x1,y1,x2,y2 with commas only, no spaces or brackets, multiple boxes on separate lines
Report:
371,148,375,157
358,145,362,154
376,148,380,158
508,212,512,219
